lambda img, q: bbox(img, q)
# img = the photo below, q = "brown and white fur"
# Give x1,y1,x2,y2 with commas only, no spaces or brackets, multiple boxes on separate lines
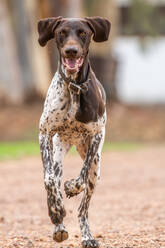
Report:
38,16,111,248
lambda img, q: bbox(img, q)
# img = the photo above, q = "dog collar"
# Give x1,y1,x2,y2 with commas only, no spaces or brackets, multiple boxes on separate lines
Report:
58,63,90,95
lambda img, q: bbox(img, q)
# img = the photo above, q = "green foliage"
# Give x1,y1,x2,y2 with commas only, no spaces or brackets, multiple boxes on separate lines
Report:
0,141,143,161
124,0,165,36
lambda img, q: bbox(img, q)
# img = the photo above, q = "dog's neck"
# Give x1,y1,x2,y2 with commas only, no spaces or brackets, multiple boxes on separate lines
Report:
58,55,90,85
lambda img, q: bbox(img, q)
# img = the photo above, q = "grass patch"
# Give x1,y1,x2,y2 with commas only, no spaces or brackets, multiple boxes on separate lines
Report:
0,141,143,161
0,141,40,161
69,142,143,155
102,142,143,152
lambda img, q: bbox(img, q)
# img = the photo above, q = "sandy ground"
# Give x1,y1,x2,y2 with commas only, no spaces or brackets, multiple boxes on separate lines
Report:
0,146,165,248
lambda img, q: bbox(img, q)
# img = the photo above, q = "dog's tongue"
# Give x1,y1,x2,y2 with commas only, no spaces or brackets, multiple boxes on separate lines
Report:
63,57,83,73
65,58,77,69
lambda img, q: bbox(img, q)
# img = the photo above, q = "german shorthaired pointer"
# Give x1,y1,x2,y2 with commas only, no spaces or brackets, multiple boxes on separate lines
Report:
38,16,110,248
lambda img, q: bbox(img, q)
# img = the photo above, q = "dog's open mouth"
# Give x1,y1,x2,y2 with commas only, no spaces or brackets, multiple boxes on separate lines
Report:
62,57,84,74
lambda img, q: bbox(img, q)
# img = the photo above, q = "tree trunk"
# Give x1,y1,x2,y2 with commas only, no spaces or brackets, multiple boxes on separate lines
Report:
24,0,52,97
0,0,23,104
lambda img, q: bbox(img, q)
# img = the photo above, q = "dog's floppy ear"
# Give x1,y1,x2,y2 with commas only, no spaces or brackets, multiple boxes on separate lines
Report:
38,16,62,46
85,17,111,42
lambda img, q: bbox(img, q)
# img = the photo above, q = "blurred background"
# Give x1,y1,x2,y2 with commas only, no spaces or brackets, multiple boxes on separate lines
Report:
0,0,165,158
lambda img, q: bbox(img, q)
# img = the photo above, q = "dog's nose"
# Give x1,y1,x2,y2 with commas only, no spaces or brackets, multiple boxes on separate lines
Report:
65,46,78,57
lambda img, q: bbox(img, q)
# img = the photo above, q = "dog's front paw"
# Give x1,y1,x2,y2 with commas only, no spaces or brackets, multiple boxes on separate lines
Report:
53,224,68,242
64,178,85,198
82,239,99,248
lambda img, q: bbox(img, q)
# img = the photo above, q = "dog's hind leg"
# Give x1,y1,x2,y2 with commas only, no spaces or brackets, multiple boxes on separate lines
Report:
39,132,71,242
78,130,105,248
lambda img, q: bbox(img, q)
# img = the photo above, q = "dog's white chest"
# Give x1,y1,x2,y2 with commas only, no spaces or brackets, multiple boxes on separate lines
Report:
40,73,86,142
39,72,105,145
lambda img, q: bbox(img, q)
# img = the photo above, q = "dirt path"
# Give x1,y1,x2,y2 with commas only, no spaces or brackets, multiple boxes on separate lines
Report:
0,146,165,248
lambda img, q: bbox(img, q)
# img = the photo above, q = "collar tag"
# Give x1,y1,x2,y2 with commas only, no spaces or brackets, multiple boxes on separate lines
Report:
68,81,89,95
68,82,81,95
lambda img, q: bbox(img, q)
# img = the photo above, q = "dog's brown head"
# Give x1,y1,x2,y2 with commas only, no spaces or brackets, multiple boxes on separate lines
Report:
38,16,111,75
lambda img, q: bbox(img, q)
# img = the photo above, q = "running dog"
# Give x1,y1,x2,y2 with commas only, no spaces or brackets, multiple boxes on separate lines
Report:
38,16,110,248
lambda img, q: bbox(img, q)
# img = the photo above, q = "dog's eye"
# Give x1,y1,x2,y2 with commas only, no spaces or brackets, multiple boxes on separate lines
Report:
59,30,66,37
78,30,86,38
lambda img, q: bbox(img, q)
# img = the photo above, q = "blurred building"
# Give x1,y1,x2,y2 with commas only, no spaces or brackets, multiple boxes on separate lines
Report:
114,0,165,104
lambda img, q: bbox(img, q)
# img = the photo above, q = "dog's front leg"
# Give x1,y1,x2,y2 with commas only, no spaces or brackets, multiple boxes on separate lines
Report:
64,131,103,198
39,132,70,243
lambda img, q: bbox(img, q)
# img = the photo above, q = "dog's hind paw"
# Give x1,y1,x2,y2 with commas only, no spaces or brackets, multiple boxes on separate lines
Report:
53,224,68,242
64,178,85,198
82,239,99,248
